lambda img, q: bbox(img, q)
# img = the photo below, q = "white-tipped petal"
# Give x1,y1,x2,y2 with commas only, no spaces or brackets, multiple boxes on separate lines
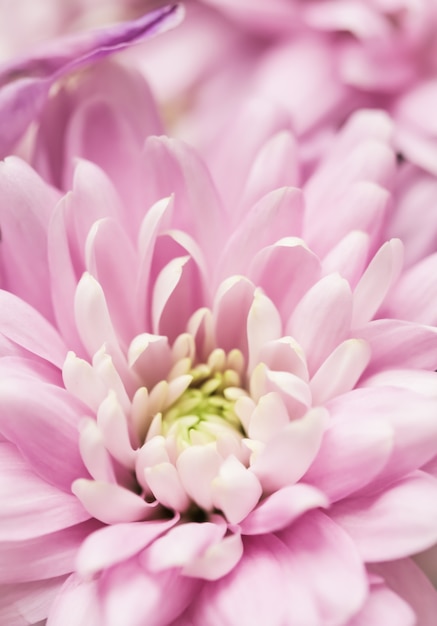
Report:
63,351,107,413
144,521,225,572
72,479,156,524
211,456,262,524
97,391,136,468
145,462,190,512
248,392,290,443
177,444,222,510
78,418,116,483
251,363,311,419
251,407,328,493
183,532,244,581
310,339,371,404
352,239,404,327
241,483,328,535
92,347,131,413
128,333,172,388
74,272,120,357
247,290,282,373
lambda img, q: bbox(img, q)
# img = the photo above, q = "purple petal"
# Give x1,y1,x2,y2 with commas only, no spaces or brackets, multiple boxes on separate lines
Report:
0,5,184,155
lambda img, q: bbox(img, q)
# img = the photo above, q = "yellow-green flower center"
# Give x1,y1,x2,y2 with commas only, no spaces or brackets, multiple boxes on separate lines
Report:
162,363,245,447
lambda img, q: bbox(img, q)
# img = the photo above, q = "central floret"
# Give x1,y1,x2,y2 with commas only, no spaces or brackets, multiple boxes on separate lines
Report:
162,362,245,447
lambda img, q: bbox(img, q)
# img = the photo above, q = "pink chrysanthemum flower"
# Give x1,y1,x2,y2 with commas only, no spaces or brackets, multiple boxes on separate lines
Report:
2,58,437,625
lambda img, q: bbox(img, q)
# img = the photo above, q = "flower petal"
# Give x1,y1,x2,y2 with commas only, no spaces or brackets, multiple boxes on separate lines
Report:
46,574,101,626
279,511,367,625
0,442,89,541
211,456,262,524
189,533,319,626
0,521,98,584
369,558,437,626
251,407,327,492
304,416,393,502
246,290,282,372
213,276,255,358
72,479,157,524
0,158,59,321
240,483,328,535
356,320,437,373
0,376,87,491
182,531,244,581
247,392,290,443
352,239,404,327
1,576,68,626
348,577,415,626
287,273,353,375
310,338,371,404
241,130,300,209
0,290,67,368
145,462,190,511
327,387,437,488
384,253,437,325
143,521,225,572
152,255,205,342
249,238,321,323
330,471,437,561
141,136,226,274
85,217,139,347
220,187,304,279
176,445,221,511
96,391,136,469
99,558,199,626
76,518,178,577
